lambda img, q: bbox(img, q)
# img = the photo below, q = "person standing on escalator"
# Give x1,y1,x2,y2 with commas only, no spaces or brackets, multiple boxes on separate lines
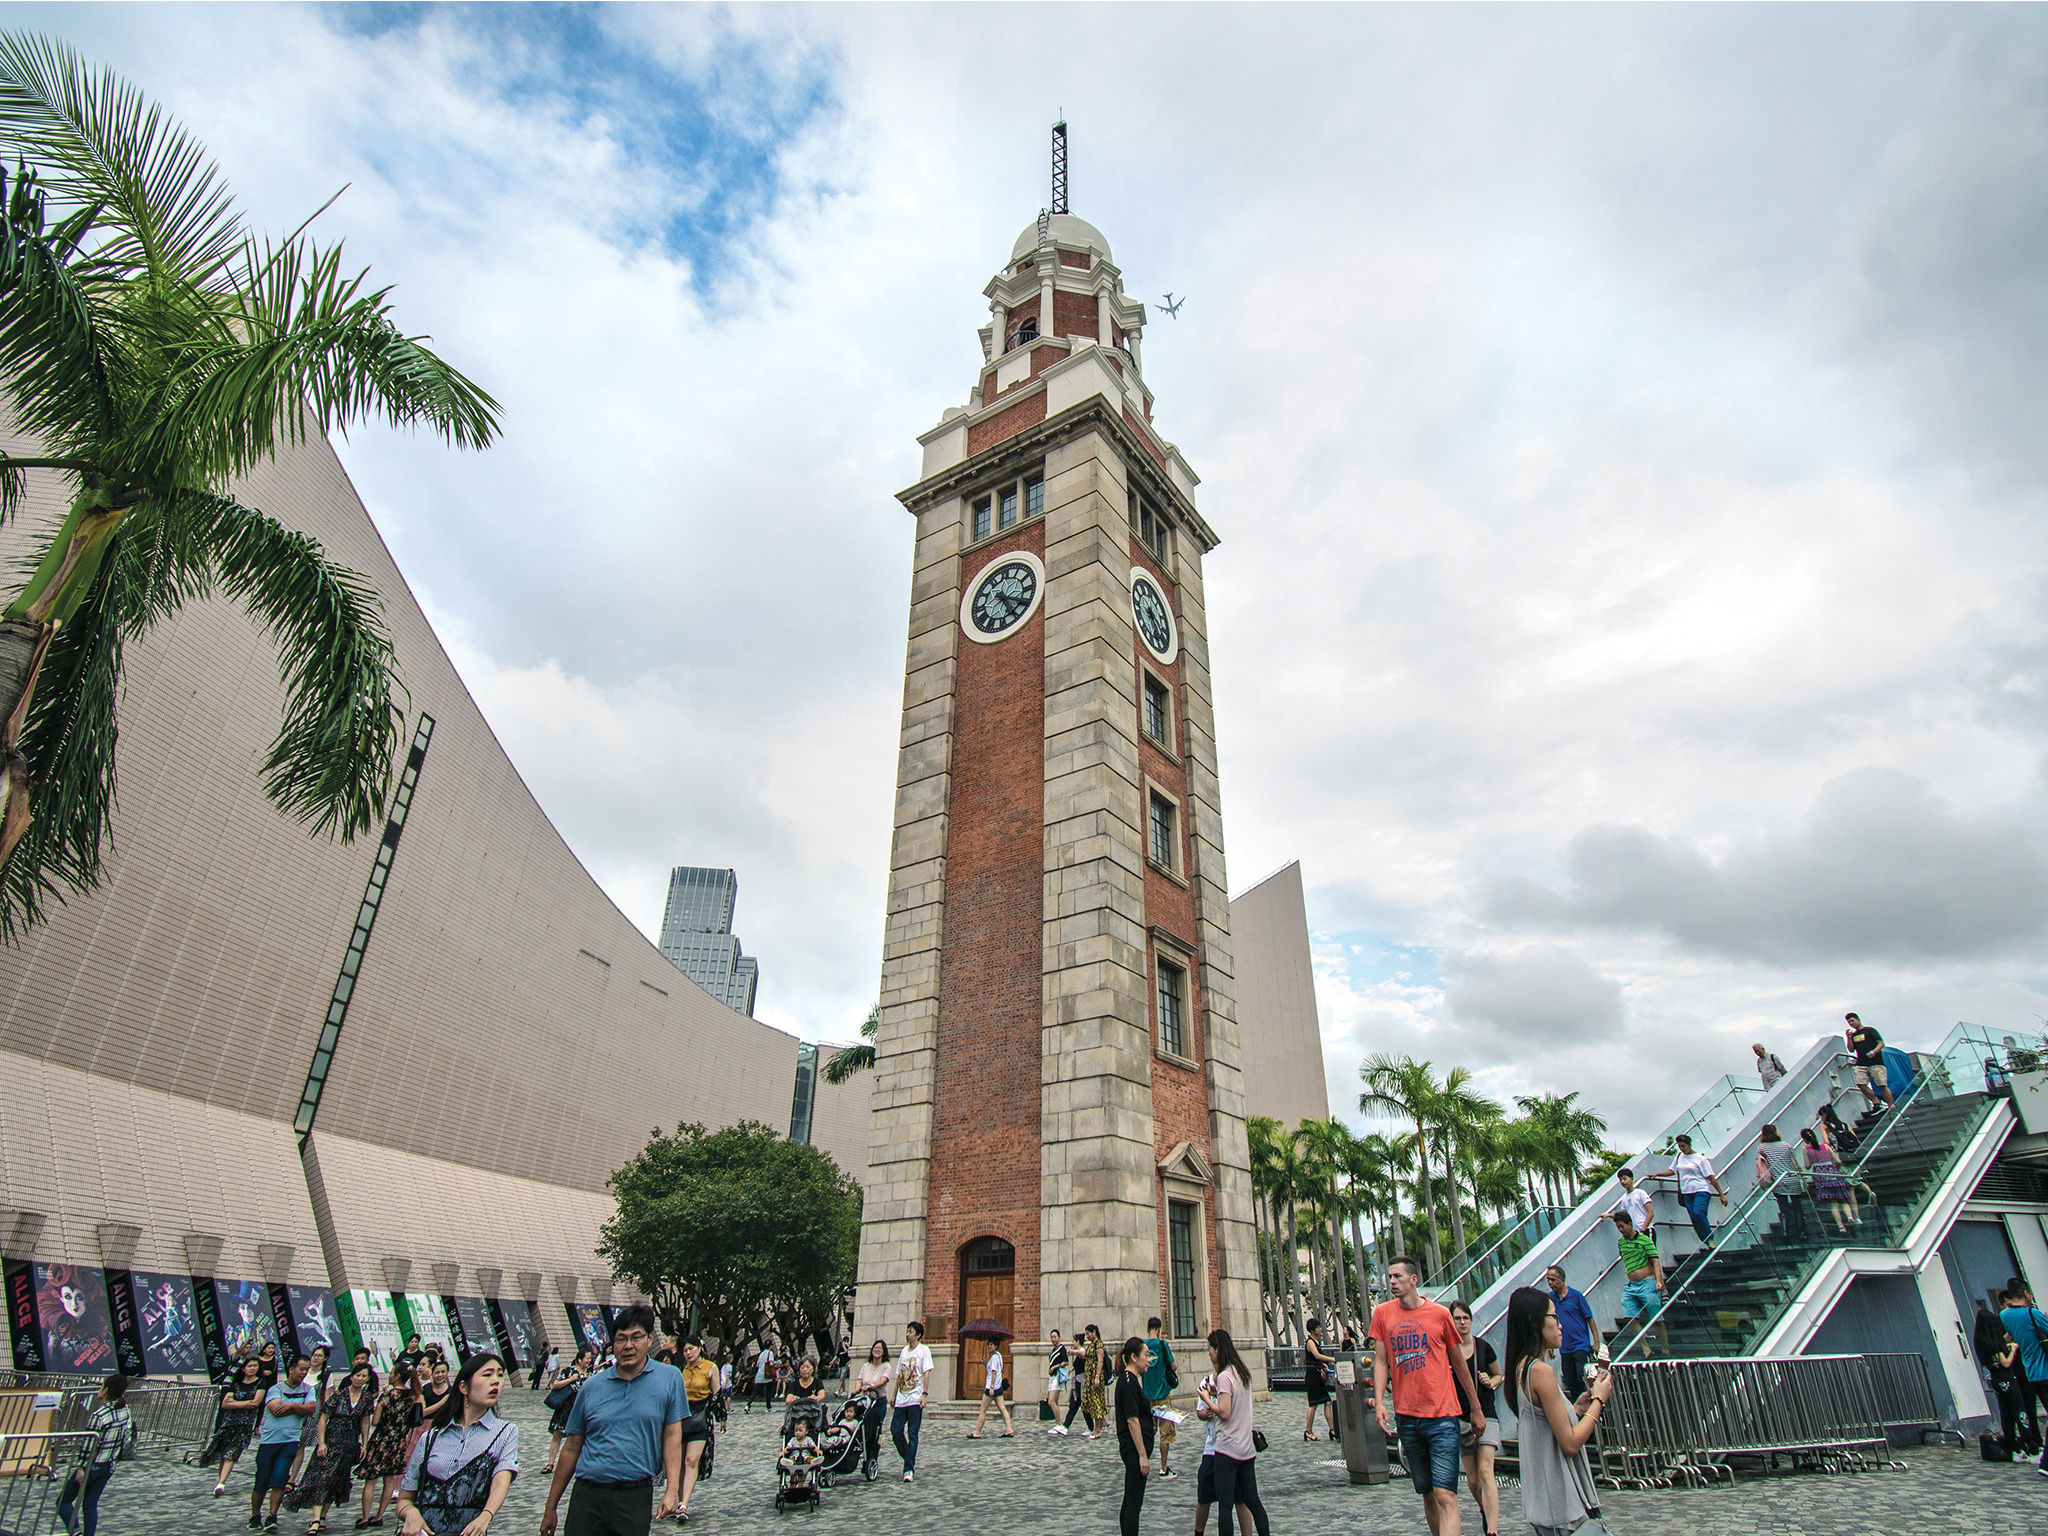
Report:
1845,1014,1893,1112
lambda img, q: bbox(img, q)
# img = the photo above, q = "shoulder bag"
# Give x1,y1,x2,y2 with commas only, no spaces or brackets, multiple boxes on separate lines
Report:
1163,1344,1179,1392
543,1371,577,1413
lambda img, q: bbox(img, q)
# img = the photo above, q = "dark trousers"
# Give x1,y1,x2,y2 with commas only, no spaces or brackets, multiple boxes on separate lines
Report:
1210,1452,1270,1536
1119,1447,1147,1536
1559,1350,1591,1401
890,1403,923,1471
58,1463,112,1536
1992,1379,2027,1452
1064,1395,1093,1432
2024,1380,2048,1466
862,1396,886,1463
565,1477,653,1536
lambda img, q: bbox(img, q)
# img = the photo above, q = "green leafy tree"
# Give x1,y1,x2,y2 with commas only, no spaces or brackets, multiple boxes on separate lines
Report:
599,1121,861,1354
0,33,497,930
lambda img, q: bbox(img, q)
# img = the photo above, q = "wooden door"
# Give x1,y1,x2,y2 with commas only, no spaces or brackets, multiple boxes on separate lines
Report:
957,1273,1014,1398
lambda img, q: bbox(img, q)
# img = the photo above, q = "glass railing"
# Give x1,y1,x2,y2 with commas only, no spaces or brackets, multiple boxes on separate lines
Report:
1609,1054,2000,1362
1425,1207,1570,1301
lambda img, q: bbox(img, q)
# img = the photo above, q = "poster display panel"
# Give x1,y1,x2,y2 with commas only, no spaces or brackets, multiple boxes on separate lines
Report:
129,1272,208,1377
451,1298,495,1362
491,1299,538,1369
286,1285,345,1360
403,1293,460,1358
104,1270,146,1376
34,1262,116,1373
568,1303,609,1356
6,1260,43,1371
213,1279,277,1360
340,1289,403,1372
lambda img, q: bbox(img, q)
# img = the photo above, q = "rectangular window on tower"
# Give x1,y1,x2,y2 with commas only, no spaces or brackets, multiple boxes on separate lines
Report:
966,467,1048,547
1130,491,1172,564
1168,1201,1199,1338
1143,673,1172,749
1148,791,1177,871
1156,957,1185,1058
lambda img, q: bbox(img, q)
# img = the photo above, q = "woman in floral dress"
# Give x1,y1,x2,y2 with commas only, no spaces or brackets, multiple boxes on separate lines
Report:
1080,1325,1108,1439
357,1361,424,1527
285,1361,374,1534
199,1357,266,1494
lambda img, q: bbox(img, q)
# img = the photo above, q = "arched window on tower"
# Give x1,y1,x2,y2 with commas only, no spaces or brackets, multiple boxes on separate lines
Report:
1007,317,1038,352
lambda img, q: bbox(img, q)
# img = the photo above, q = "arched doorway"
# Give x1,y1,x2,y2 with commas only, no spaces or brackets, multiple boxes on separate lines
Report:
956,1236,1015,1399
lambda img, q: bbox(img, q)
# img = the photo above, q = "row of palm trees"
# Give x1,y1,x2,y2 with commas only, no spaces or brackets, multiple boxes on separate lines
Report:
1247,1053,1611,1345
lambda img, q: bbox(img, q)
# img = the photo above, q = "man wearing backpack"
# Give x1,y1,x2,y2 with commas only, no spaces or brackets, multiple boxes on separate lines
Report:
1999,1280,2048,1475
1142,1318,1179,1478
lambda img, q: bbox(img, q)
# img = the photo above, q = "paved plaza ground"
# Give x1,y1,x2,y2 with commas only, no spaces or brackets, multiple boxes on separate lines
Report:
100,1389,2044,1536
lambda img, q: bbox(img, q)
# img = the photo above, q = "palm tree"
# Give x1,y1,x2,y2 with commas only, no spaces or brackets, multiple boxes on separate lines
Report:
1246,1115,1288,1342
1516,1091,1610,1205
1338,1133,1382,1315
1360,1053,1446,1274
821,1004,880,1084
1427,1066,1497,1261
0,34,496,928
1269,1133,1311,1346
1296,1118,1355,1332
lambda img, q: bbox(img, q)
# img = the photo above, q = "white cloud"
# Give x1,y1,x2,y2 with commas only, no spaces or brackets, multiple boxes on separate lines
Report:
25,5,2048,1152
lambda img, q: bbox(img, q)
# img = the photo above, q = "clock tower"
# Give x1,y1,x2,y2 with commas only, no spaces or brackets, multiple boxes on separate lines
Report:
857,162,1262,1393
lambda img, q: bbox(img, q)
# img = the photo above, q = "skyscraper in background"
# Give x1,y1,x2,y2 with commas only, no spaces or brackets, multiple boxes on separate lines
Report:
658,866,761,1015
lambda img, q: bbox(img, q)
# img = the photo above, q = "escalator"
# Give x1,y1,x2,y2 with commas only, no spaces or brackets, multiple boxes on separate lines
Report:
1611,1070,2006,1362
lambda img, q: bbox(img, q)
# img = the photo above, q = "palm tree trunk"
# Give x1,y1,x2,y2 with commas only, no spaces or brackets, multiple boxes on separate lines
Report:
1285,1200,1307,1346
1348,1207,1371,1323
1442,1134,1468,1258
1326,1190,1350,1331
1413,1124,1443,1275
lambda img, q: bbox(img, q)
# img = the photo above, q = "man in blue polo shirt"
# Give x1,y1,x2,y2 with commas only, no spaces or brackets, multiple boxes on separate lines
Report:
541,1304,685,1536
1544,1263,1601,1401
2000,1280,2048,1474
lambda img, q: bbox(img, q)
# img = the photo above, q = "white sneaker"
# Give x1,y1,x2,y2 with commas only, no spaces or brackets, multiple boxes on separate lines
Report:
902,1470,915,1483
212,1486,226,1497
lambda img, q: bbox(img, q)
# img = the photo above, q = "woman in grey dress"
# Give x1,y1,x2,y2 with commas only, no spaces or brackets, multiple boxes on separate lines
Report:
1502,1286,1613,1535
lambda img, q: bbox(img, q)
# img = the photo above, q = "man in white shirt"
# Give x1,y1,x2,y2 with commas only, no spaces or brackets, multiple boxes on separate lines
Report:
1650,1133,1727,1246
1752,1043,1786,1089
889,1321,934,1482
1607,1167,1655,1244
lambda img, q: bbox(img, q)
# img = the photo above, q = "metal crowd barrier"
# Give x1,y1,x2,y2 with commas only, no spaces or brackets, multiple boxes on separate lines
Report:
1590,1355,1906,1488
124,1384,224,1448
0,1431,98,1536
1266,1347,1305,1389
1860,1352,1956,1444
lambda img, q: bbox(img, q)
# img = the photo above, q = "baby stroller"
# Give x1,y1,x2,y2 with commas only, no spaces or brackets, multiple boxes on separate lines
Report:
775,1401,828,1513
821,1397,870,1484
842,1388,886,1481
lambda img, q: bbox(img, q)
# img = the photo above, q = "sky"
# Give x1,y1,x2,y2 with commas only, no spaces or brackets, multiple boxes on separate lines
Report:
26,3,2048,1151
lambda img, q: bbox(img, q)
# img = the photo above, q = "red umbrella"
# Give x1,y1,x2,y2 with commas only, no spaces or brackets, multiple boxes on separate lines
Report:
957,1318,1013,1343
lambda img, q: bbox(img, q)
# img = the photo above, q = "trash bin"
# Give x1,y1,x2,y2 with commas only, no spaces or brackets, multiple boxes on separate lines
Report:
1330,1357,1389,1485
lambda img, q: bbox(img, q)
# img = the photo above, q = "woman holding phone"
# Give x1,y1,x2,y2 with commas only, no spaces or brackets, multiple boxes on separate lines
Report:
1503,1286,1613,1536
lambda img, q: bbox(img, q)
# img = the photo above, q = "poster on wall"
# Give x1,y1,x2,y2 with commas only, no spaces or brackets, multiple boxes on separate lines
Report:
286,1286,344,1360
338,1290,402,1372
212,1279,277,1361
266,1285,301,1363
129,1272,207,1378
6,1260,44,1371
398,1294,460,1359
103,1270,147,1376
34,1263,116,1373
190,1271,231,1380
568,1303,609,1356
490,1298,537,1369
451,1298,495,1363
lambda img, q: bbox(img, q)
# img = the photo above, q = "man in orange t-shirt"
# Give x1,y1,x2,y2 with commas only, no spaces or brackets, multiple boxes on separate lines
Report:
1371,1255,1485,1535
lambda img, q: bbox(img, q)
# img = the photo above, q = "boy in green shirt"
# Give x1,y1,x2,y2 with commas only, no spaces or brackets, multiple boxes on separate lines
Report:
1612,1213,1669,1358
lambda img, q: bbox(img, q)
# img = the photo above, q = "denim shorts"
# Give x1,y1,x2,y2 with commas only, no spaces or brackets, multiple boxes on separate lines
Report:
1395,1413,1463,1494
1622,1275,1663,1319
1197,1454,1215,1504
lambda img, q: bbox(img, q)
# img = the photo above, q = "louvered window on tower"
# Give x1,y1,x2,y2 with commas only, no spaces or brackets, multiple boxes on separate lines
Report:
1156,957,1185,1058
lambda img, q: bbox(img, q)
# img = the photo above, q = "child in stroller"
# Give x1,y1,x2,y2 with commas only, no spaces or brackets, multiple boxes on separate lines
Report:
776,1401,827,1513
820,1397,872,1483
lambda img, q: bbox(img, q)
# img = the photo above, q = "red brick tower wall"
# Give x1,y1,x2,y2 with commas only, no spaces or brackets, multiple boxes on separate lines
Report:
1133,536,1224,1328
923,518,1049,1360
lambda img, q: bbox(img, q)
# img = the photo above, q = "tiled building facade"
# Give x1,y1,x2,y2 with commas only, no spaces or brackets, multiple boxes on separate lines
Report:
0,417,865,1376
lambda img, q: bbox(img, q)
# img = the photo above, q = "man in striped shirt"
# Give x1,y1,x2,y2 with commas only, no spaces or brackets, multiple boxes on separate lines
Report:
1612,1214,1668,1359
58,1373,131,1536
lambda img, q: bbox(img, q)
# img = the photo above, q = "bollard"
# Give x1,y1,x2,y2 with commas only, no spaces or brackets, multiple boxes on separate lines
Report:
1331,1359,1389,1485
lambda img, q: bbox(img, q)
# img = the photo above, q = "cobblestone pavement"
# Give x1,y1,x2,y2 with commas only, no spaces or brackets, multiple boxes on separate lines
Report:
94,1391,2044,1536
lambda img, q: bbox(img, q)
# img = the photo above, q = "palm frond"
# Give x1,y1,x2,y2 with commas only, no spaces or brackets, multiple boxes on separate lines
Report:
0,536,121,939
0,30,244,287
0,158,116,463
197,493,405,841
820,1044,873,1085
144,237,499,483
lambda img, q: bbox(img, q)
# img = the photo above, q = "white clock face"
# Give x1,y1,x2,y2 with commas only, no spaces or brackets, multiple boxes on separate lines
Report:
961,551,1047,644
1130,567,1178,665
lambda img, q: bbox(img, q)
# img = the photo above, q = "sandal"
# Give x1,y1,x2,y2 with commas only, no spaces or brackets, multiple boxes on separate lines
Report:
966,1433,982,1439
